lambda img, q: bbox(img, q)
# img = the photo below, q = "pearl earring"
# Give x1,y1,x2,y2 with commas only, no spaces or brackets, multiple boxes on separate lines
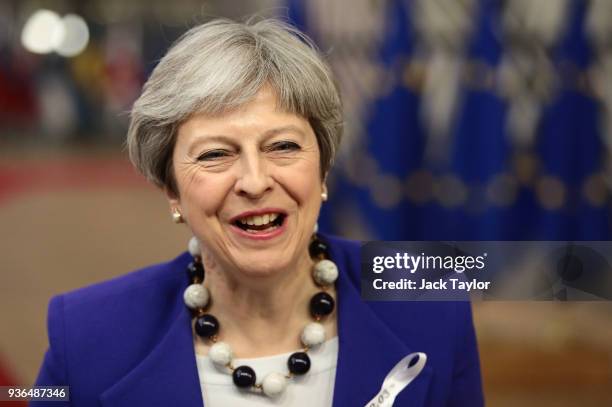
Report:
321,192,328,202
172,208,184,224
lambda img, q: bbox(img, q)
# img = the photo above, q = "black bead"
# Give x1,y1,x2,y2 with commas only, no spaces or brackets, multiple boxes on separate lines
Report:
309,292,335,317
233,365,256,388
194,314,219,339
288,352,311,375
309,239,329,259
187,261,204,283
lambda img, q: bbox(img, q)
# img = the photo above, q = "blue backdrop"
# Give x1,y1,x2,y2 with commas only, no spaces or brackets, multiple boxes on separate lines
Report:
288,0,610,241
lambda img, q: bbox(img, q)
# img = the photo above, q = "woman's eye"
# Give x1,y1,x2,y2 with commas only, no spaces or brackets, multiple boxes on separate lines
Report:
197,150,230,161
270,141,300,151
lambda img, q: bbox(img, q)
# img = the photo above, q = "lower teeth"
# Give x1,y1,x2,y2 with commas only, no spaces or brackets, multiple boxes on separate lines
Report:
246,225,278,233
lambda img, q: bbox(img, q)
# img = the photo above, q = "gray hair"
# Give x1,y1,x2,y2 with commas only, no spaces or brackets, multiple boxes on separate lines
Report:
127,17,343,195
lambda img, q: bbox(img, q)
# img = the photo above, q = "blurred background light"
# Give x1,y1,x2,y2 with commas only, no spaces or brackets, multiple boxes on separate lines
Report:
55,14,89,57
20,9,64,54
20,9,89,57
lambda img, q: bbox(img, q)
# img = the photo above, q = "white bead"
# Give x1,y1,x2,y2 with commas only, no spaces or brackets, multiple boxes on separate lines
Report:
313,259,338,285
301,322,326,347
262,372,287,397
188,236,201,257
209,342,233,366
183,284,209,309
313,222,318,234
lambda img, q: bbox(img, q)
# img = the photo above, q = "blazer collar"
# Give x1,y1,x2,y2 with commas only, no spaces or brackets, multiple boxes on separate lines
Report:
99,245,432,407
100,274,203,407
331,244,432,407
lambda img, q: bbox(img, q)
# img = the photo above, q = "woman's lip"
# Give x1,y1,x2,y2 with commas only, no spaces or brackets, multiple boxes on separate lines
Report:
229,217,287,241
229,208,287,223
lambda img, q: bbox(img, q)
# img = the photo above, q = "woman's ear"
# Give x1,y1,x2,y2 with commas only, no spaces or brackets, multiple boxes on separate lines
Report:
164,186,180,207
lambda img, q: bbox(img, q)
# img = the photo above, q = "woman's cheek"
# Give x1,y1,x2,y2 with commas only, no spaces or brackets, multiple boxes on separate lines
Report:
191,176,233,215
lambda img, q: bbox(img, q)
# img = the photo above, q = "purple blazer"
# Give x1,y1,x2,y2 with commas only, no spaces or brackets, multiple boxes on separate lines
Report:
34,235,484,406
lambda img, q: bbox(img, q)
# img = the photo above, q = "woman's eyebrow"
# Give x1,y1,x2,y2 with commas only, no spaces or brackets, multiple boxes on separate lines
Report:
262,125,307,139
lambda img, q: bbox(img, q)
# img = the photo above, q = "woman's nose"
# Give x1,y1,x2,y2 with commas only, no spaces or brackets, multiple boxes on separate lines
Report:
234,153,273,198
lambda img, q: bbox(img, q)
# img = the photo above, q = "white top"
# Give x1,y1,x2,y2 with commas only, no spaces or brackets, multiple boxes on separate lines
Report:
196,337,338,407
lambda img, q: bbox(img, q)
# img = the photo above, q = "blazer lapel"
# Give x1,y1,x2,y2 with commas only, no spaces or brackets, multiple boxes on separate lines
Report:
332,253,432,407
100,298,203,407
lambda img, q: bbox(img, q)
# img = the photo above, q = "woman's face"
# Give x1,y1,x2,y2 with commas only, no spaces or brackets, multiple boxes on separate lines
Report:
169,87,325,278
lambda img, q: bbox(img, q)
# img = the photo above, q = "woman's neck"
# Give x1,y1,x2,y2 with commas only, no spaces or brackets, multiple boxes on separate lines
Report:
195,252,337,358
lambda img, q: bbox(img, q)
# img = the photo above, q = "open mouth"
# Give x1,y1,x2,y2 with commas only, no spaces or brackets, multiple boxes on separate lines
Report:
233,212,286,234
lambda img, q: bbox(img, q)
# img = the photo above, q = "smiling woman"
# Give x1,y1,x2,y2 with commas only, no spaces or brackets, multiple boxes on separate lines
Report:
33,17,483,407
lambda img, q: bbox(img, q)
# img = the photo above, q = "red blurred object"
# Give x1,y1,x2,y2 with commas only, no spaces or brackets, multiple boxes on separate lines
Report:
0,355,26,407
0,156,146,204
0,60,38,127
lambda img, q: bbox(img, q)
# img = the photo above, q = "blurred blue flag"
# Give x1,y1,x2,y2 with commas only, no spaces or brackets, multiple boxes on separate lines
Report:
287,0,610,241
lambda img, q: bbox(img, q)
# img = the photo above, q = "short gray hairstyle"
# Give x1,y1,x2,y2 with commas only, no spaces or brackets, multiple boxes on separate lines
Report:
127,17,343,195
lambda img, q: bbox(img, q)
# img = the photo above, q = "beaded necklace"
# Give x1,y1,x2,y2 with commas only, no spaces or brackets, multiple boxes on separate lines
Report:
183,235,338,397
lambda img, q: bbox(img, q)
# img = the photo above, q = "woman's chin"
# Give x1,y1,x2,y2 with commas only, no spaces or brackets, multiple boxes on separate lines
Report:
230,255,296,280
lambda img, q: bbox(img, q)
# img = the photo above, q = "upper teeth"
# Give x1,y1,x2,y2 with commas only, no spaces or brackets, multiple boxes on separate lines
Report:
239,213,279,226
